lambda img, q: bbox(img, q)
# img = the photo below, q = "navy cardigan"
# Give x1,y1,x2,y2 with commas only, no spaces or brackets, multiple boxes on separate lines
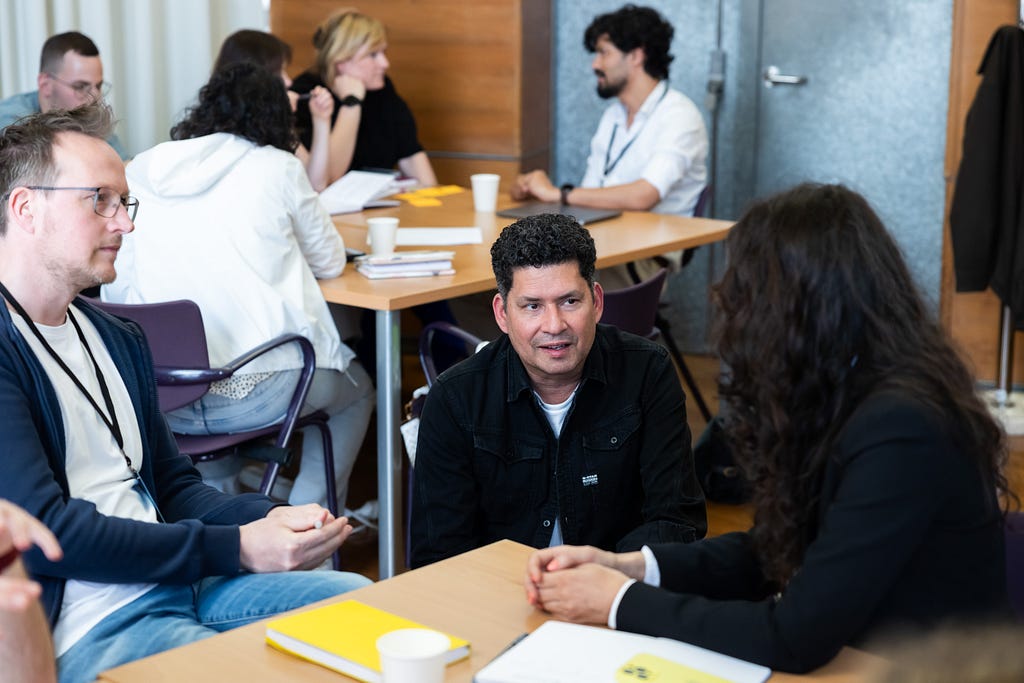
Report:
0,297,277,627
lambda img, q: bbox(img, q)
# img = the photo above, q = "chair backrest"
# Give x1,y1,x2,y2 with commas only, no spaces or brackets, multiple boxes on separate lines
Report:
88,298,212,412
693,183,713,218
419,321,484,387
600,268,668,340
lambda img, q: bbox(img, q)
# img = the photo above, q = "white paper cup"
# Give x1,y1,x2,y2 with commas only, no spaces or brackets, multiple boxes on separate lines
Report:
376,628,449,683
367,217,399,255
470,173,501,213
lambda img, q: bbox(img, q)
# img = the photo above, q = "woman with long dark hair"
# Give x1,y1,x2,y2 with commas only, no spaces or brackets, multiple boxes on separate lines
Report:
522,183,1011,672
211,29,334,191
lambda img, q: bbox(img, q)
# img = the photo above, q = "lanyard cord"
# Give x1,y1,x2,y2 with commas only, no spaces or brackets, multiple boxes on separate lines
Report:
0,282,129,461
602,81,671,181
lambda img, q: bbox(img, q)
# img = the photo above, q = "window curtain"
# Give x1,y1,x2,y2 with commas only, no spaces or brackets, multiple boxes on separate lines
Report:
0,0,267,158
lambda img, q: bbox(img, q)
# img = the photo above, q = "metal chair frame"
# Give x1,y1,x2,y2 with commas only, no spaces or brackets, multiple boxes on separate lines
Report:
89,298,341,569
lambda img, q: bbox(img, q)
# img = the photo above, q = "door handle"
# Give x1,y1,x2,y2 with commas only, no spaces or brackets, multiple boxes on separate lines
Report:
763,65,808,88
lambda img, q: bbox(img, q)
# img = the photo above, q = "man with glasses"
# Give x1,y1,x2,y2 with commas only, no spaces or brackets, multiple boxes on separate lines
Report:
0,31,127,159
0,104,370,683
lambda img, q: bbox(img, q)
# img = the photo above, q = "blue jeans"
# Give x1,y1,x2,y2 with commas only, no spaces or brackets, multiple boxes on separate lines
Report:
56,570,371,683
166,364,375,509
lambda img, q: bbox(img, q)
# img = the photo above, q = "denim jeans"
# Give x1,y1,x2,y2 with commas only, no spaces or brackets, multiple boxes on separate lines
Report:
166,363,375,509
57,569,371,683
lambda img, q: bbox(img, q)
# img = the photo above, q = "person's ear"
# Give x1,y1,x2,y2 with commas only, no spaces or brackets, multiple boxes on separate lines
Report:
592,282,604,321
493,292,510,334
37,72,52,100
628,47,646,70
6,186,38,234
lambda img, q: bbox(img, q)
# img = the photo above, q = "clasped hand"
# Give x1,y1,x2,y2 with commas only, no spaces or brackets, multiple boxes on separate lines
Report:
511,170,559,203
239,504,351,572
523,545,634,625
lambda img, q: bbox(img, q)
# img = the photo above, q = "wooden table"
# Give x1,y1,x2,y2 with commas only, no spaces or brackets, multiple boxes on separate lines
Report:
97,540,883,682
320,191,733,578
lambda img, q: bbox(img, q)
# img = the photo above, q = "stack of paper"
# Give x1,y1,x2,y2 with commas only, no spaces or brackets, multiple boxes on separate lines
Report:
265,599,470,683
355,250,456,279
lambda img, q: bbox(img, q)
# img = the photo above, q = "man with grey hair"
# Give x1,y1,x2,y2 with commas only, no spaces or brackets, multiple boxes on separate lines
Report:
410,213,706,568
0,104,368,683
0,31,127,158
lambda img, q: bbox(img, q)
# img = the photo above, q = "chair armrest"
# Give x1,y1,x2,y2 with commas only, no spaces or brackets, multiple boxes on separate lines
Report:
219,334,314,374
153,367,232,385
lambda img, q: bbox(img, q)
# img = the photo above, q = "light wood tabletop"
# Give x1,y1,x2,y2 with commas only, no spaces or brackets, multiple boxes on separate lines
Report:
316,190,734,580
320,190,733,311
96,540,883,683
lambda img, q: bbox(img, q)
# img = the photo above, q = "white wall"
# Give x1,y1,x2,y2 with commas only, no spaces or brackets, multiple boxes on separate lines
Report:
0,0,268,157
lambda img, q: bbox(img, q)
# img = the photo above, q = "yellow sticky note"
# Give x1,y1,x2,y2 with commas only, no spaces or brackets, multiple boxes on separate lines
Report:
616,653,734,683
408,197,443,207
417,185,465,198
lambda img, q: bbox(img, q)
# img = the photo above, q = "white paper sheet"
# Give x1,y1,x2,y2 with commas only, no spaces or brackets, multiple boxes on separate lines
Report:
395,227,483,246
475,622,771,683
319,171,398,215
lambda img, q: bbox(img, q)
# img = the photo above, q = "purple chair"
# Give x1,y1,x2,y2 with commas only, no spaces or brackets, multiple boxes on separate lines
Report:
603,268,713,422
87,298,341,569
418,321,484,387
601,268,668,339
1006,511,1024,619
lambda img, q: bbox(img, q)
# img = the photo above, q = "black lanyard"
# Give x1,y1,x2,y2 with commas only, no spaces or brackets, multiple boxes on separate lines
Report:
602,81,671,181
0,282,132,474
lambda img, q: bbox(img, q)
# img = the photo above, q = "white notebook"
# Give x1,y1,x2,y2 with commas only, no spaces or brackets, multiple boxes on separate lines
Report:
474,622,771,683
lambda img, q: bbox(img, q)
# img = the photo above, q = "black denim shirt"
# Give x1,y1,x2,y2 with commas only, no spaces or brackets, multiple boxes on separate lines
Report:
410,324,706,568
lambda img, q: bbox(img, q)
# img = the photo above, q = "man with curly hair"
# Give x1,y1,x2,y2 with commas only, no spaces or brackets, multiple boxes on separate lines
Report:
410,213,706,568
512,5,707,287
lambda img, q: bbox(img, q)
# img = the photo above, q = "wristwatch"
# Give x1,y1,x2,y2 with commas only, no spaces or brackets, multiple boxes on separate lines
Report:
340,94,363,107
560,183,575,206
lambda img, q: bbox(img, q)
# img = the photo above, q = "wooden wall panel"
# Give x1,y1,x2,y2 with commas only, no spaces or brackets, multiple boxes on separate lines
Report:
269,0,551,185
941,0,1019,382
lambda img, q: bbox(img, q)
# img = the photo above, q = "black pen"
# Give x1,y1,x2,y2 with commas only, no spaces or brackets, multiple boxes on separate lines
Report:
492,632,527,662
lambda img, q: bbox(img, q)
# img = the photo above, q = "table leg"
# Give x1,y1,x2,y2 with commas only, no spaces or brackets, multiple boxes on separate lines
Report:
375,309,403,578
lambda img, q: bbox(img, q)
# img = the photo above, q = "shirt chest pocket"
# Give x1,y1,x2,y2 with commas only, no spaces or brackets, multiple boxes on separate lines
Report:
580,410,642,477
473,434,546,521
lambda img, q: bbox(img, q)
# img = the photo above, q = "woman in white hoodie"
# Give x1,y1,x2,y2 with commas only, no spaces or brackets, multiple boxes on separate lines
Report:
102,63,374,513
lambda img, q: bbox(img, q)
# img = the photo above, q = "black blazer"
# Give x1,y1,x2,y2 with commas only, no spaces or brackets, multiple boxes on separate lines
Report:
615,391,1008,673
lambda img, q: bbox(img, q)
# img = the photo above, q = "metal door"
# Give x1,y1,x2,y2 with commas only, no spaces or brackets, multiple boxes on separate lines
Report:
752,0,950,231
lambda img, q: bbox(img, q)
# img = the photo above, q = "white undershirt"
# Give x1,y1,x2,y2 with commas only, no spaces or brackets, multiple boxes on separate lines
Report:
13,304,157,656
534,386,578,548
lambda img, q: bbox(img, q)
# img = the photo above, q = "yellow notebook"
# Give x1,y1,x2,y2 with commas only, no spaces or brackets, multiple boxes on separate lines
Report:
265,599,470,682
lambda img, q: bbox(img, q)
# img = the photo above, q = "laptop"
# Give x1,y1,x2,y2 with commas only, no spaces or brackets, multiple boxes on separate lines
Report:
497,201,622,226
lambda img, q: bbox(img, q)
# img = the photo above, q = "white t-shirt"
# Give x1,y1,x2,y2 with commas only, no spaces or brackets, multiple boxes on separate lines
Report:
535,387,579,548
13,304,157,656
581,80,708,217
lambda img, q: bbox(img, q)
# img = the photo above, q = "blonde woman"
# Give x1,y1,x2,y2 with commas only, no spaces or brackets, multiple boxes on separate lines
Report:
291,9,437,186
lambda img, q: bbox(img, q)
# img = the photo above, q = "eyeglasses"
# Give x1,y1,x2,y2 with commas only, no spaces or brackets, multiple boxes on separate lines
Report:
45,73,111,99
26,186,139,221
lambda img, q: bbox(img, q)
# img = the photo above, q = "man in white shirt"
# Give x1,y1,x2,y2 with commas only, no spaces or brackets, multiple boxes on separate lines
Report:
0,104,369,683
512,5,708,287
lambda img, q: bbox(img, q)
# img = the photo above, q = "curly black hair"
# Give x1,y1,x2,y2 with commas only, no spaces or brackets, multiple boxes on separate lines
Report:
170,62,297,153
584,4,674,80
212,29,292,76
713,183,1010,588
490,213,597,300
